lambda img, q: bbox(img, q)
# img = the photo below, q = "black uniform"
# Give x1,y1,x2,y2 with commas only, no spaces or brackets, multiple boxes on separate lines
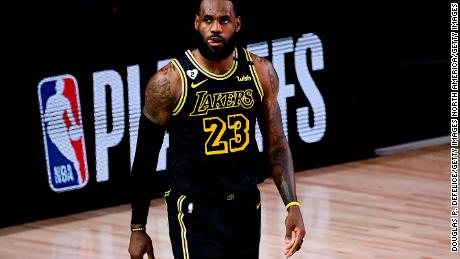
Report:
165,46,266,259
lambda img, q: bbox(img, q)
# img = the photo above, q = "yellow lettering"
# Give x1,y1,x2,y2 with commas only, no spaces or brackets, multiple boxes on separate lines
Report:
190,90,254,116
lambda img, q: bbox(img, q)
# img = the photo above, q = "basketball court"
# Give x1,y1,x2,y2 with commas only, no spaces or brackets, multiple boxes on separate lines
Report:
0,144,451,258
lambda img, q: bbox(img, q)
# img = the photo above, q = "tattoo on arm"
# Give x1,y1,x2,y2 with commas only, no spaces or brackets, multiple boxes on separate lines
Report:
261,59,297,205
268,63,277,94
269,145,296,204
144,63,176,124
265,101,296,205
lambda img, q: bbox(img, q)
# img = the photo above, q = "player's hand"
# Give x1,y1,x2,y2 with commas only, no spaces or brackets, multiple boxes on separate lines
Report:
128,231,155,259
284,206,306,258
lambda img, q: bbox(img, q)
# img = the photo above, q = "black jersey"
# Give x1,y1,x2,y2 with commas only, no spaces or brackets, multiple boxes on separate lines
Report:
167,47,266,198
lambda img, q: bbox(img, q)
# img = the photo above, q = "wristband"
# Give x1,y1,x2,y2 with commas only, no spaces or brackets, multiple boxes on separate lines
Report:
131,226,146,232
285,201,301,210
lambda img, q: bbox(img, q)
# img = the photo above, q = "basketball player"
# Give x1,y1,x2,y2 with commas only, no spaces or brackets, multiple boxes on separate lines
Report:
128,0,305,258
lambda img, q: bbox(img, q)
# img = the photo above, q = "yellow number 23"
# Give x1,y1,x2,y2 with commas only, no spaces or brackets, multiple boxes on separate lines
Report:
203,114,249,155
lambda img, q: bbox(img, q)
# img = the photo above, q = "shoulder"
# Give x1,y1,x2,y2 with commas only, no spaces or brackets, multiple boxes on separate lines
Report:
143,61,182,124
249,52,272,70
249,52,279,96
147,62,181,91
145,61,182,100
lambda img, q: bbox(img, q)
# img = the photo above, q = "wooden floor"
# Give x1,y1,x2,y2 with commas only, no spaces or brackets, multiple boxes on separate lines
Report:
0,144,454,258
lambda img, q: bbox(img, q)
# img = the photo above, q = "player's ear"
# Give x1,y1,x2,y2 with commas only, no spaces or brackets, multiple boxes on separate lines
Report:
194,15,200,30
235,16,241,33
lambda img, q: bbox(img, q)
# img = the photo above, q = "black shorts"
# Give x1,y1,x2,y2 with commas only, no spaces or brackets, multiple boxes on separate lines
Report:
164,188,261,259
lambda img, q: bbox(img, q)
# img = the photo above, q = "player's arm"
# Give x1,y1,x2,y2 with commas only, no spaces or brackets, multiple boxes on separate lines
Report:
252,53,297,210
143,62,181,125
129,62,181,259
252,53,306,257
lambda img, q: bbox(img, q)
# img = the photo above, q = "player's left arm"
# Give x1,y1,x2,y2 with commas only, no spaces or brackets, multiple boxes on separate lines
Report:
252,53,306,257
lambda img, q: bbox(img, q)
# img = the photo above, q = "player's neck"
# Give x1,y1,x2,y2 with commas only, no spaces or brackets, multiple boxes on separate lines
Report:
193,49,235,75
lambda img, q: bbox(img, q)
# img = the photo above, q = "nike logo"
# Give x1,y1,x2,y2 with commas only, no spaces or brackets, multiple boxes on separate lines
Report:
191,79,208,89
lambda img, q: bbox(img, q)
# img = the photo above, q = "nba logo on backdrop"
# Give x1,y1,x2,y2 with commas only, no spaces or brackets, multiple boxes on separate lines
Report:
38,75,89,192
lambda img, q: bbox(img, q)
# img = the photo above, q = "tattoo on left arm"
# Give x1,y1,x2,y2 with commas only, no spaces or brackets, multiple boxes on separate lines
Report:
259,58,297,205
269,145,296,204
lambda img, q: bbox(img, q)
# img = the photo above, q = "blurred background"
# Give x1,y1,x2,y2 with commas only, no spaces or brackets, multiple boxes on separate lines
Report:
2,0,448,228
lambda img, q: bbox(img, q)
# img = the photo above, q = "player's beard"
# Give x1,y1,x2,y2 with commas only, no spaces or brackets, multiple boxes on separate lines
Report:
195,31,238,61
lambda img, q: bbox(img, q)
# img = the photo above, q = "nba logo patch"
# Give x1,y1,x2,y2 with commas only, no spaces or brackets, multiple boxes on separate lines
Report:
37,75,89,192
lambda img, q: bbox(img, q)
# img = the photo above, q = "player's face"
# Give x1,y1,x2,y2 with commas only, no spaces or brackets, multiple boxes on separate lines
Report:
195,0,240,52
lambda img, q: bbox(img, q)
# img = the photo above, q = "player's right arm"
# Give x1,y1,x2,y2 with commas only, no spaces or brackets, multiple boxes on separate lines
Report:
143,62,182,125
128,62,181,259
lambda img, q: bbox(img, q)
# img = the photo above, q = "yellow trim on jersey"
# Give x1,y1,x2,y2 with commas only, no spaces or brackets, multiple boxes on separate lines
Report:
177,195,190,259
243,47,251,62
185,48,238,80
171,59,188,116
249,66,263,100
243,48,264,101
